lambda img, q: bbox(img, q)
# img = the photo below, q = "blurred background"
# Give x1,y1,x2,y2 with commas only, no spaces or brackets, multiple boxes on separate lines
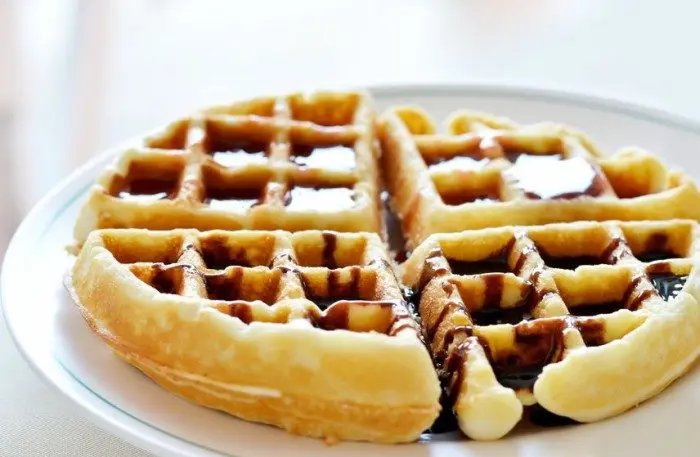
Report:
2,0,700,453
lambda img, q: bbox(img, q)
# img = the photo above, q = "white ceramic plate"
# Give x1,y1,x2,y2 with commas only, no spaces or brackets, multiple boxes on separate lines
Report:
4,84,700,457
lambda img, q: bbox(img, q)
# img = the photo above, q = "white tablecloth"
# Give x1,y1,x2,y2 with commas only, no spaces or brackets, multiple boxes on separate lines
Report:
4,0,700,455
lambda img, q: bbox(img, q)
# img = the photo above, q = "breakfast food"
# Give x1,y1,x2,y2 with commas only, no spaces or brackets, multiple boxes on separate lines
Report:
72,90,383,247
402,219,700,440
379,105,700,249
67,228,441,443
66,90,700,444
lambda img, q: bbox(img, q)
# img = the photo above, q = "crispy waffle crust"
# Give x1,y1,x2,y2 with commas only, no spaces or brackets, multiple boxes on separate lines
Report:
73,90,383,246
67,93,700,444
402,220,700,440
379,105,700,249
68,228,441,443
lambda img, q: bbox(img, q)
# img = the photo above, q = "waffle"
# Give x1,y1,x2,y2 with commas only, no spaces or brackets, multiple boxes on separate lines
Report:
72,90,383,246
67,228,441,443
379,105,700,250
67,90,700,444
402,219,700,440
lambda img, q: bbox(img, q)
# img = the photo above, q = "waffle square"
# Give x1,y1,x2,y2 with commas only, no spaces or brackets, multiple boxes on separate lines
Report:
402,220,700,440
68,228,441,443
379,105,700,249
73,90,383,246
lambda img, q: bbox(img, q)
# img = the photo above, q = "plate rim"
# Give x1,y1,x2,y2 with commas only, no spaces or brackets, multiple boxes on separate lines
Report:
4,82,700,456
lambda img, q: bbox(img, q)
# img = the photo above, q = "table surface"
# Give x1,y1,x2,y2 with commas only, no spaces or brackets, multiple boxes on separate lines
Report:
3,0,700,455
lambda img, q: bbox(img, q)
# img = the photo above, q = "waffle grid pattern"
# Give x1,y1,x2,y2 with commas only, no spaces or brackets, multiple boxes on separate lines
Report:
101,229,417,337
379,106,700,249
67,95,700,444
73,91,383,244
403,219,698,439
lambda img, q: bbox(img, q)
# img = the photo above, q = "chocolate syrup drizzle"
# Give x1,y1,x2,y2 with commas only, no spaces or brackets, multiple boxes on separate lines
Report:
413,229,690,434
129,225,691,437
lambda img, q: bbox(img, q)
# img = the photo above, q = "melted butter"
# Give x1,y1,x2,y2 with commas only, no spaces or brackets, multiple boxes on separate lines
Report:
208,140,268,168
285,186,356,211
211,150,267,167
506,155,604,200
428,155,489,173
118,190,170,202
205,187,262,211
291,145,356,171
116,177,177,201
207,197,259,211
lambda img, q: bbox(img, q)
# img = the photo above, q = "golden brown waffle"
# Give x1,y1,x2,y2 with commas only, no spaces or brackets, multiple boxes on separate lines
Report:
402,219,700,440
72,90,383,246
66,90,700,444
379,105,700,250
67,228,441,443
